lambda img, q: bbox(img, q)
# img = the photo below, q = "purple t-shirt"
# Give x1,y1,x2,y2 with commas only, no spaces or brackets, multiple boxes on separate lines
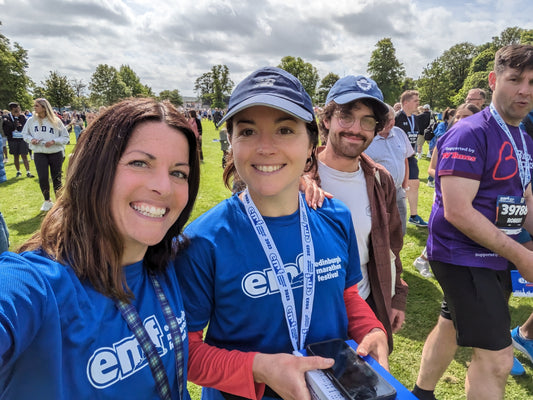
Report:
427,107,533,270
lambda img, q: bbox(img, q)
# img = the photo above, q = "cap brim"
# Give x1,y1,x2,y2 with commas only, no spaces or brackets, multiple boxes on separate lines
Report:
330,93,389,118
217,94,314,128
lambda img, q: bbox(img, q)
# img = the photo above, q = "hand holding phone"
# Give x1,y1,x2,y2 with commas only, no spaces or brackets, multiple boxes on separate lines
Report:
306,339,396,400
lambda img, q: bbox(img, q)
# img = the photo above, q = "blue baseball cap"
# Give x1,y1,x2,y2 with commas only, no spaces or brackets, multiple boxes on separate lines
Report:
326,75,388,118
217,66,314,127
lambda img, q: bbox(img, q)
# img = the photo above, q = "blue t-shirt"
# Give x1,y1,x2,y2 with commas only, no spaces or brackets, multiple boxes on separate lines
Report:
427,107,533,269
175,195,361,356
0,250,189,400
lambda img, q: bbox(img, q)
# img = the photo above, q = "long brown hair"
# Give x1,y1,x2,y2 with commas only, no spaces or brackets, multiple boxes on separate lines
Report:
20,98,200,302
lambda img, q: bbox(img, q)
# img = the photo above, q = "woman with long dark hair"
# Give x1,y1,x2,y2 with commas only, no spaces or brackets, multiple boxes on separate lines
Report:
1,98,200,399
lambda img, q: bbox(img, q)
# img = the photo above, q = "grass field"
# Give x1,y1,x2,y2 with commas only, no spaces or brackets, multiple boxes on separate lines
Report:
1,120,532,399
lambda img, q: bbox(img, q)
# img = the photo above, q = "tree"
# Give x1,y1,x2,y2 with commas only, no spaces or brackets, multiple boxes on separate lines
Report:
42,71,74,110
70,78,89,111
119,65,152,97
0,23,32,109
492,26,524,48
520,29,533,45
211,64,233,108
416,60,454,110
367,38,405,105
194,72,214,105
468,48,495,74
159,89,183,107
89,64,131,106
401,78,416,92
70,78,87,98
316,73,340,105
453,71,491,106
439,43,479,93
278,56,319,99
194,65,233,108
453,48,495,106
32,86,47,100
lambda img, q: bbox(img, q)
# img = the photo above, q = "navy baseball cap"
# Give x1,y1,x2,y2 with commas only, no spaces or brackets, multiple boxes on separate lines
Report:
217,66,314,127
326,75,388,117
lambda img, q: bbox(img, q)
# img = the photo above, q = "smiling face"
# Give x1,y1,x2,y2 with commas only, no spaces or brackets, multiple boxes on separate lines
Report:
110,121,190,265
489,67,533,126
324,101,377,162
230,106,312,215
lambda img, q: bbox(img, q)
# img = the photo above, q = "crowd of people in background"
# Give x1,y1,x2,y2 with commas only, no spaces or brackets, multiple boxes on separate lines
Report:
1,44,533,400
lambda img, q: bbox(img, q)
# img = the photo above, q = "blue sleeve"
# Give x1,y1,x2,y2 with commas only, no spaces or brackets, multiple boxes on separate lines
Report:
174,234,216,333
0,252,47,365
433,122,446,138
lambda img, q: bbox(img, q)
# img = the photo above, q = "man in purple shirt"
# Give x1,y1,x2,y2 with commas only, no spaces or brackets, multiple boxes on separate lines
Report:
414,44,533,400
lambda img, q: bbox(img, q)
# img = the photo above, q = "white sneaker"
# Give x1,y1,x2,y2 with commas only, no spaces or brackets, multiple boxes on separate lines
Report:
40,200,53,212
413,257,433,278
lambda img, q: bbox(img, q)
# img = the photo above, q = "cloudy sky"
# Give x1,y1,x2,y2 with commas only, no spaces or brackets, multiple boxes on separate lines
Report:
1,0,532,98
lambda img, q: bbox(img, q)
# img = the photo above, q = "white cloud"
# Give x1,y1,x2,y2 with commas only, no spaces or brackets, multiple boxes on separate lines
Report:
1,0,532,99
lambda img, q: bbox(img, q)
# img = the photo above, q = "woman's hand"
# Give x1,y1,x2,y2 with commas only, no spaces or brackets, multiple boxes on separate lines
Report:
44,140,55,148
253,353,334,400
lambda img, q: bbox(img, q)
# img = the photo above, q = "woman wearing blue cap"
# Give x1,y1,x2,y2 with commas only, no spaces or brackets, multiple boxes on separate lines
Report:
175,67,388,400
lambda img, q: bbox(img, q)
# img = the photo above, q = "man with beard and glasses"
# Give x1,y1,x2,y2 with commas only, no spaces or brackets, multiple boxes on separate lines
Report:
314,76,408,352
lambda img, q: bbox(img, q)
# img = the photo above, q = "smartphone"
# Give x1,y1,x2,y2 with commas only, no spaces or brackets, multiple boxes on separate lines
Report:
306,339,396,400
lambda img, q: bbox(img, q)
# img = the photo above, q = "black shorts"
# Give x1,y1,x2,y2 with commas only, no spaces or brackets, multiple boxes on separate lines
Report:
407,155,419,180
7,138,29,156
430,260,512,350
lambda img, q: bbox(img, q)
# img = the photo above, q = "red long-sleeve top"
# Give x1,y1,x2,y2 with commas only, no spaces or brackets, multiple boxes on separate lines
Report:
187,284,385,399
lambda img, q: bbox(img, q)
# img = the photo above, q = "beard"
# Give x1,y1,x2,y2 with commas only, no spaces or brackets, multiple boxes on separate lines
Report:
329,130,370,159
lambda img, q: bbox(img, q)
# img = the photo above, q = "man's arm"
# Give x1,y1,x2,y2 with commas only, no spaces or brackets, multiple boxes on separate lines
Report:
521,183,533,234
402,158,409,189
441,175,533,280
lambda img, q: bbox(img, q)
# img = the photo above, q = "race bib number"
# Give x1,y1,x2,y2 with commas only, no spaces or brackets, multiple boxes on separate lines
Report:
496,195,527,235
12,131,23,139
408,132,418,146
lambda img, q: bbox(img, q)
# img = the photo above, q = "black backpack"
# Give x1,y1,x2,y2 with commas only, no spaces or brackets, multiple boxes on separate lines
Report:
424,116,438,141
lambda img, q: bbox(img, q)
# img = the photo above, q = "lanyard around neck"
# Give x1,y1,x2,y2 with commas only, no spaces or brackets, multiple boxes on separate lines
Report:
115,274,185,400
489,103,531,193
242,189,316,351
406,113,415,133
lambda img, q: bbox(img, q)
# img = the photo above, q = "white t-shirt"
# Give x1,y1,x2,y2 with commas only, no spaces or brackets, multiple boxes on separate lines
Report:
318,160,372,299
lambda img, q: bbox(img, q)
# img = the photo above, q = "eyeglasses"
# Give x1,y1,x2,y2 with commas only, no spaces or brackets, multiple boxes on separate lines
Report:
465,97,482,102
335,111,377,131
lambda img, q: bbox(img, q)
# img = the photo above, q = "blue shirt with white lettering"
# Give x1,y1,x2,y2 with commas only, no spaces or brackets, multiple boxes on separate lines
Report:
0,250,189,399
175,195,361,355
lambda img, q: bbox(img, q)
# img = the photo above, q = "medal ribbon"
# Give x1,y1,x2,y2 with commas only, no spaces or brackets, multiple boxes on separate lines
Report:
242,189,316,351
490,103,531,193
